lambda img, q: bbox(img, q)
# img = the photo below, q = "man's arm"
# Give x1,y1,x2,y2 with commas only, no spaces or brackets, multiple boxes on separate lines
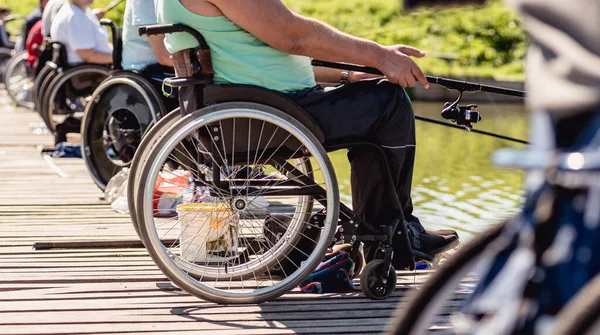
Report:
76,49,113,64
148,34,174,67
313,66,382,84
206,0,428,88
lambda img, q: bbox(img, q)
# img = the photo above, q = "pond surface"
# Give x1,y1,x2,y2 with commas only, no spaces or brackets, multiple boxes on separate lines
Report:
327,100,529,241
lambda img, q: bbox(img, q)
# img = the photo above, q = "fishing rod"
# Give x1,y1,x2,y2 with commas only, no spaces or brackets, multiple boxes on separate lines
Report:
312,59,526,97
312,59,529,145
103,0,125,13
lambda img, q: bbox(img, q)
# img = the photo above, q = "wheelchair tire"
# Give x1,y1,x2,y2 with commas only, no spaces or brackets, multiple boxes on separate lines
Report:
37,67,60,124
128,109,182,242
388,219,508,334
82,72,169,190
552,275,600,335
361,259,396,300
4,51,35,109
136,102,339,304
43,65,109,131
33,65,54,113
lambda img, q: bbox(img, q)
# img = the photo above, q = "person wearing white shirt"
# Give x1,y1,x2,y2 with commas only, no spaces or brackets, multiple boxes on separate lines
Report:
41,0,64,38
121,0,172,70
49,0,112,65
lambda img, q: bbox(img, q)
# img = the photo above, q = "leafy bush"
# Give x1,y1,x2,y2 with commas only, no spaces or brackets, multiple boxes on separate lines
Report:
284,0,526,79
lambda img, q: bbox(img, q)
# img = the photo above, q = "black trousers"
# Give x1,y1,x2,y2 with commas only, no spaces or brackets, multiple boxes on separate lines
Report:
288,79,419,234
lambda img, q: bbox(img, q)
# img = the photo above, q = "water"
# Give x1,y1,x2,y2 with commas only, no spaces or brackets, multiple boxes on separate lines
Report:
328,101,529,241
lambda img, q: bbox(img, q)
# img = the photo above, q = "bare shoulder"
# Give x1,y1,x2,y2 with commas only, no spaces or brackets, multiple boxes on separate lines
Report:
179,0,223,16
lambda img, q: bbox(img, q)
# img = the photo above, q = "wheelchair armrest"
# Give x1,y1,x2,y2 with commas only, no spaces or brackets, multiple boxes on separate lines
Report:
163,75,213,88
100,19,123,70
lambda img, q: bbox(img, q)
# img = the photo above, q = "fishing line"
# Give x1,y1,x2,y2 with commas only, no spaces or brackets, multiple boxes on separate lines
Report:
415,115,528,144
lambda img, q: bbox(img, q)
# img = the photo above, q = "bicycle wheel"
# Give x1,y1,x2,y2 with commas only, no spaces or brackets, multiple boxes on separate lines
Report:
4,51,34,109
388,220,509,334
136,102,339,304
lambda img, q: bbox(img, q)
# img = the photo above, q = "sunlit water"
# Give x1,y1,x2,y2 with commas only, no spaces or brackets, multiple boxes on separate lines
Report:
328,99,529,241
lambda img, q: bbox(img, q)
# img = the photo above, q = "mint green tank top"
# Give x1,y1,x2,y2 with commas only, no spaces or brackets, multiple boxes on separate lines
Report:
155,0,316,93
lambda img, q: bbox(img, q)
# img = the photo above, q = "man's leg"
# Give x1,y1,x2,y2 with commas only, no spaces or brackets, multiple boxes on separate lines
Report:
289,79,415,217
290,79,457,267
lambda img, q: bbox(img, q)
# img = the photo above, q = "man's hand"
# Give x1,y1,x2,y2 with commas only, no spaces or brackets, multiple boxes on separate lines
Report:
93,8,106,20
376,45,429,88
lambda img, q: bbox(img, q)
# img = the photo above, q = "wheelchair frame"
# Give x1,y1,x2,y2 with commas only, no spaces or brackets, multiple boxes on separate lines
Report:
132,23,418,302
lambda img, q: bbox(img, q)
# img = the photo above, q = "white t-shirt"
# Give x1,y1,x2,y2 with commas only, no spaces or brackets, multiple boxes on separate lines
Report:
50,4,112,65
121,0,159,70
41,0,65,37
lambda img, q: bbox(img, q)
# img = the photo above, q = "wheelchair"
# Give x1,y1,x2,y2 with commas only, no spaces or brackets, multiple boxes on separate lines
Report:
32,20,119,135
3,50,35,109
81,35,178,190
128,24,417,304
0,15,24,83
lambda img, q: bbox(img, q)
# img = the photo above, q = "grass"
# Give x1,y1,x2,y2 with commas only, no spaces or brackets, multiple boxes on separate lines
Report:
4,0,526,79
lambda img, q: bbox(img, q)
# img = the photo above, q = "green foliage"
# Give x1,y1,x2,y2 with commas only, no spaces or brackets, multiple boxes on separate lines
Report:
284,0,526,79
5,0,525,79
2,0,125,29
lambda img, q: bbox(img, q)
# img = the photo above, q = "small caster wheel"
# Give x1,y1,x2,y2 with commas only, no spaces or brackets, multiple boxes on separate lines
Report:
360,259,396,300
333,243,365,278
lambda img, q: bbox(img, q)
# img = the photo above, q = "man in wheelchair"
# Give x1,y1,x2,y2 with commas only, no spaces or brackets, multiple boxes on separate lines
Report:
155,0,459,269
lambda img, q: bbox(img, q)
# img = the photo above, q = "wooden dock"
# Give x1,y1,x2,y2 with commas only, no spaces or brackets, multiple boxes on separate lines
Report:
0,91,465,335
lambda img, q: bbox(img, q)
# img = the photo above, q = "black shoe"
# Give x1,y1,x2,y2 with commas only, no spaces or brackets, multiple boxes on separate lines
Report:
406,221,459,257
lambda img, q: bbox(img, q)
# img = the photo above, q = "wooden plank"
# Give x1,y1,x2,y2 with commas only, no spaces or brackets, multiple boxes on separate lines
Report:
0,95,470,335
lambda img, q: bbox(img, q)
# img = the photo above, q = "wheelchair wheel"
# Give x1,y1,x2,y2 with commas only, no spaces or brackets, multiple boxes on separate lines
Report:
388,220,508,334
552,275,600,335
4,51,35,109
361,259,396,300
135,102,339,304
128,109,182,242
43,65,109,131
36,66,60,123
33,65,55,113
82,72,168,190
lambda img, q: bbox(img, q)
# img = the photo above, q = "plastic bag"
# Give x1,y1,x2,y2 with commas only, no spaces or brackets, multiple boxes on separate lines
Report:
105,168,129,214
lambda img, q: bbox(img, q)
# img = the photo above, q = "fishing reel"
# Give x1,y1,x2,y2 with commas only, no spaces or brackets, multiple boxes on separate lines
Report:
441,91,481,130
